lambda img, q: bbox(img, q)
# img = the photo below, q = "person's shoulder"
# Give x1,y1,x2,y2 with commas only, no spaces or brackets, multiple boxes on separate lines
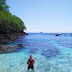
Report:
32,58,34,61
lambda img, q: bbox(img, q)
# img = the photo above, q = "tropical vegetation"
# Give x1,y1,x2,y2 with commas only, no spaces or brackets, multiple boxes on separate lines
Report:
0,0,26,34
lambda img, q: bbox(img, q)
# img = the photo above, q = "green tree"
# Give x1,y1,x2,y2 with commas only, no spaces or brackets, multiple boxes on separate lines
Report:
0,0,9,11
0,0,26,34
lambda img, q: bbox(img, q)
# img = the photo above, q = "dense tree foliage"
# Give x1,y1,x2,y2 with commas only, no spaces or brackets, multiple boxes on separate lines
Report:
0,0,26,34
0,0,9,11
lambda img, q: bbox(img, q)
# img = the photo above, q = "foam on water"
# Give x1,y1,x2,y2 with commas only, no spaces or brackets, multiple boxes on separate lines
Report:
0,33,72,72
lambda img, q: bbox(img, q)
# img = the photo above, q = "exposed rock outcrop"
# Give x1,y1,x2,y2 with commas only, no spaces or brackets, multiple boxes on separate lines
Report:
0,32,28,44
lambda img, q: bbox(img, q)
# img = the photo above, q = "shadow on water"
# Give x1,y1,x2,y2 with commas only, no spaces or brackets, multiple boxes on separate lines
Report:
41,42,60,58
24,38,60,58
41,48,59,58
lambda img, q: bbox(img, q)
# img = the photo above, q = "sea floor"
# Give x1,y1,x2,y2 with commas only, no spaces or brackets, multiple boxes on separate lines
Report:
0,33,72,72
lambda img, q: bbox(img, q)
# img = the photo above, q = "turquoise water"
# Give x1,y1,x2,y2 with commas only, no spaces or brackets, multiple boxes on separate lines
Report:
0,33,72,72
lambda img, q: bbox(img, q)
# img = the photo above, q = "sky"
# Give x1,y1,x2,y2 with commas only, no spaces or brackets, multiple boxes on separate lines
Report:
6,0,72,33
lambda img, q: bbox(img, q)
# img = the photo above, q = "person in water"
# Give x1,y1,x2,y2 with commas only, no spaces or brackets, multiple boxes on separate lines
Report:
27,55,35,70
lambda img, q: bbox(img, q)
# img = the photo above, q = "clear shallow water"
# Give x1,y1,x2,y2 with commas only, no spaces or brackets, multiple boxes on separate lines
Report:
0,33,72,72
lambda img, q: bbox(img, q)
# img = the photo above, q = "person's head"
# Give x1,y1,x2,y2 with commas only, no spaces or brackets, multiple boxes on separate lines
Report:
30,55,32,59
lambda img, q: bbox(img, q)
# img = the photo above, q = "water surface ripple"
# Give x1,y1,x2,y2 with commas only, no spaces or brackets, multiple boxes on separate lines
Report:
0,33,72,72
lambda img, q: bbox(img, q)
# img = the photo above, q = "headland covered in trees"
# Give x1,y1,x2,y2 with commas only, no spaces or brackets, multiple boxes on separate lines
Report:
0,0,28,44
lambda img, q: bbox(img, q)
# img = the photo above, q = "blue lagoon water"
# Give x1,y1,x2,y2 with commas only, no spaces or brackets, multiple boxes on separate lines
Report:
0,33,72,72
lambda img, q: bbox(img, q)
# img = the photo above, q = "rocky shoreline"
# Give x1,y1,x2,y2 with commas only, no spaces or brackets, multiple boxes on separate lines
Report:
0,32,28,44
0,32,27,53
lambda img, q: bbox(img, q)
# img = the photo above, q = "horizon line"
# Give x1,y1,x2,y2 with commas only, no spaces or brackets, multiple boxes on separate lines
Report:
25,30,72,33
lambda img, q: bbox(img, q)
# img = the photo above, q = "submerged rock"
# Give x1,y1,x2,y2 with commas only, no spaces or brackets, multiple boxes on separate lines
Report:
18,44,24,48
0,44,24,54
